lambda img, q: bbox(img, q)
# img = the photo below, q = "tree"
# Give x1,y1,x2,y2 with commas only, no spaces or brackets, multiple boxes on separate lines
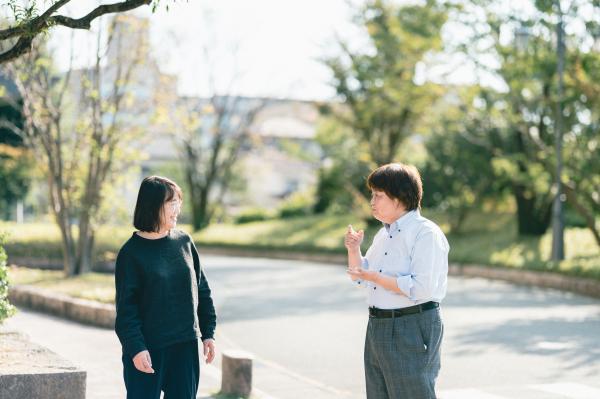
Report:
313,115,372,217
0,0,168,63
421,88,504,233
456,0,600,239
155,15,267,231
0,93,32,220
2,15,147,275
322,0,449,167
0,143,32,220
166,95,265,230
318,0,450,218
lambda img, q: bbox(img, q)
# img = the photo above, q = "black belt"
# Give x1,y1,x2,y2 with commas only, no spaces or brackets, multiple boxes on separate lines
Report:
369,301,439,318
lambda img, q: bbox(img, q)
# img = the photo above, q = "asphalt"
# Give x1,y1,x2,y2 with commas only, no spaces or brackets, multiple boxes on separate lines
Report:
6,254,600,398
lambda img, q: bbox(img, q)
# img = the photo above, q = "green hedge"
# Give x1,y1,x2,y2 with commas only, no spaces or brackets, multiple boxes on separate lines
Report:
0,232,16,324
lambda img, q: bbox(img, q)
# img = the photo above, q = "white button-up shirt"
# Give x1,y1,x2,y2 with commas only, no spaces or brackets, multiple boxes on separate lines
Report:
355,209,449,309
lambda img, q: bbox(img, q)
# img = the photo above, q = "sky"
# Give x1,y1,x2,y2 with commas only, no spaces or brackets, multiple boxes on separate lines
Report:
46,0,363,100
10,0,523,100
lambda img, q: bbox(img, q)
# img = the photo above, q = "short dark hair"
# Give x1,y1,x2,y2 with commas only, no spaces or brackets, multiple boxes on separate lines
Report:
133,176,182,232
367,163,423,211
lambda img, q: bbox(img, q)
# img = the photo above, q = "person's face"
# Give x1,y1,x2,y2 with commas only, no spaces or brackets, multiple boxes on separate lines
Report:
161,196,182,231
370,189,405,224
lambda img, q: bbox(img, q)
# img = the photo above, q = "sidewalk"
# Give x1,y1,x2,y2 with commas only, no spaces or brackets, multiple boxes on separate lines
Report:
3,309,222,399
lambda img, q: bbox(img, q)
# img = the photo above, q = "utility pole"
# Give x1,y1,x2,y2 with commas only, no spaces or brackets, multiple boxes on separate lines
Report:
551,0,565,261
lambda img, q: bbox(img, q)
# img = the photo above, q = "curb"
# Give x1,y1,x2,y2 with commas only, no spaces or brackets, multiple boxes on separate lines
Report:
449,264,600,299
8,285,115,329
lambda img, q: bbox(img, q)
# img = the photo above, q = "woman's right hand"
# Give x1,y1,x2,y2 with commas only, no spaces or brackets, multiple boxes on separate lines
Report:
344,224,364,251
133,350,154,373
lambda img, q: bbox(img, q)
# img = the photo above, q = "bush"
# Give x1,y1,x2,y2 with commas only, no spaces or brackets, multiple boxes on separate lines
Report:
0,232,16,324
278,191,314,219
234,208,274,224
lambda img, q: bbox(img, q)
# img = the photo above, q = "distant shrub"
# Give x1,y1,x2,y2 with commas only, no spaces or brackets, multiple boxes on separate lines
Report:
234,208,274,224
0,232,16,324
278,191,314,219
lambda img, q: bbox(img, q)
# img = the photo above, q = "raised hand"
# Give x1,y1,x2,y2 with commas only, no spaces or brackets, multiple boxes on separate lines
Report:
344,224,364,251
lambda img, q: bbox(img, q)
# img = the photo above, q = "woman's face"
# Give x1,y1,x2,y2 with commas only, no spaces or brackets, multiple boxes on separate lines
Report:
370,190,405,224
161,196,182,231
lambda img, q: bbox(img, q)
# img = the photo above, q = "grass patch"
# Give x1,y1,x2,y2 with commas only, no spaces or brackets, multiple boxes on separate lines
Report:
7,266,115,303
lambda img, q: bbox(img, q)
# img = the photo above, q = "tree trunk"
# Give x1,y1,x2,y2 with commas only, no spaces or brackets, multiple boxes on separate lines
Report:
450,205,469,234
55,210,76,276
191,187,211,231
513,186,552,236
75,209,95,275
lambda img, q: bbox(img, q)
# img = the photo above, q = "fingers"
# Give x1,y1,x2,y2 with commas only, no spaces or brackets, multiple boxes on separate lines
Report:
134,358,154,373
347,224,355,234
132,350,154,374
139,352,154,373
207,346,215,363
204,341,215,364
145,352,154,373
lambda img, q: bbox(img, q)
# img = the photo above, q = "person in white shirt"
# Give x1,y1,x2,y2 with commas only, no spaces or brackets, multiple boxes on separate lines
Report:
346,162,449,399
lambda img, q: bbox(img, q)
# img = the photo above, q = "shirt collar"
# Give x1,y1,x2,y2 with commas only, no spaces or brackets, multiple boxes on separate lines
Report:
384,209,420,233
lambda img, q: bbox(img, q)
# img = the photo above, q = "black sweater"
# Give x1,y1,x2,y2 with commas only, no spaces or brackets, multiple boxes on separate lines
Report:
114,229,216,358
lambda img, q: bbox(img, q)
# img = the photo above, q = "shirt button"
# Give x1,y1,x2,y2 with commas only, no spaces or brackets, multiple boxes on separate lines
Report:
398,229,401,232
389,235,393,238
379,269,382,272
374,287,377,290
384,252,387,255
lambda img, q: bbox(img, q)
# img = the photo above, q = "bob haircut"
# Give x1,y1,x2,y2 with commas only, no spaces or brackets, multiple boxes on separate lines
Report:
133,176,183,232
367,163,423,211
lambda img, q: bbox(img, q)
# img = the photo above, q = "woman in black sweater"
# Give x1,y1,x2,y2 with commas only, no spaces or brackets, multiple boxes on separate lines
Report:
115,176,217,399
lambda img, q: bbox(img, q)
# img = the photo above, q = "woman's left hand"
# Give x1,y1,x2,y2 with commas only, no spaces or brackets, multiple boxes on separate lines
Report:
346,268,379,283
203,339,216,364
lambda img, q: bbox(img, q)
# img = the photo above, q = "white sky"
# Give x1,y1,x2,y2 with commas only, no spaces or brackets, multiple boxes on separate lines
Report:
12,0,521,100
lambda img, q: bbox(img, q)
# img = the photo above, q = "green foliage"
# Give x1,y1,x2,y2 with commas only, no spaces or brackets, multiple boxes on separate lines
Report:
318,0,452,220
313,117,372,214
322,0,450,166
234,208,274,224
0,144,33,218
450,0,600,238
278,191,315,219
0,232,16,324
421,90,506,232
6,0,40,27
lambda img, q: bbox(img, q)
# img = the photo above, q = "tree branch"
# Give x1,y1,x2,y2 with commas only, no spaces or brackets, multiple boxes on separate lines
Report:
0,0,152,64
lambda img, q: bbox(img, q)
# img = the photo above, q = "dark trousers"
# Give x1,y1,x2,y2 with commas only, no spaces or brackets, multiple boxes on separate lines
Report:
122,339,199,399
364,307,444,399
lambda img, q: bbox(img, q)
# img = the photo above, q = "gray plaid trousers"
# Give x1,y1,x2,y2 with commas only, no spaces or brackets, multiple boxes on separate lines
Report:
364,308,443,399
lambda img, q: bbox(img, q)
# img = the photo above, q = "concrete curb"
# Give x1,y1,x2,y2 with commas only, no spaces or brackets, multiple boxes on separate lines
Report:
449,264,600,299
8,285,116,329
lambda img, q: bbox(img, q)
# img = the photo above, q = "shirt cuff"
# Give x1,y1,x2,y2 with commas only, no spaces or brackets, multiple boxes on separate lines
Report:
396,275,415,300
125,339,147,359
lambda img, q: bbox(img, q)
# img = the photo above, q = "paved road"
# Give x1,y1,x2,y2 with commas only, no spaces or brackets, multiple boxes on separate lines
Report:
6,254,600,398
